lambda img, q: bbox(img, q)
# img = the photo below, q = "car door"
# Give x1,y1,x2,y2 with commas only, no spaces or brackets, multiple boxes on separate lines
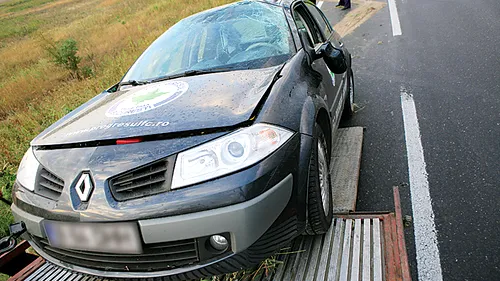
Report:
304,2,345,122
291,3,337,115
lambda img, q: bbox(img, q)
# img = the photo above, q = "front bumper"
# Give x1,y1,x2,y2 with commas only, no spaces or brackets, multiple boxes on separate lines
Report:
12,174,293,278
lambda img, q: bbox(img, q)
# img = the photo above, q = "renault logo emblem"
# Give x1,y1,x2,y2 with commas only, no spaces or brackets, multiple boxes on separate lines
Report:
75,173,94,202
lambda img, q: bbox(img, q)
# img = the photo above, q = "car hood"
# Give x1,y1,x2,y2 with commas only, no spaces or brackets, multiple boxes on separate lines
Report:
32,66,282,146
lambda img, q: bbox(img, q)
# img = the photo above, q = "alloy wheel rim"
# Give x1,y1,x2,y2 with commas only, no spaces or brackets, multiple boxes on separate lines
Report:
317,141,330,215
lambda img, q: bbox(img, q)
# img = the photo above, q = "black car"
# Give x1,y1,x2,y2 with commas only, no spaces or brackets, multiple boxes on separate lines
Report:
11,0,355,279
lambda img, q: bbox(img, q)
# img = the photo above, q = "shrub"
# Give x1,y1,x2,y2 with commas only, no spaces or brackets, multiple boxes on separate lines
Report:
46,38,82,79
80,65,94,79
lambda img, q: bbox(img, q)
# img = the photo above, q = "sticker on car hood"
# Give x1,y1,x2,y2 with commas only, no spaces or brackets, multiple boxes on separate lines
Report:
106,81,189,117
65,120,170,136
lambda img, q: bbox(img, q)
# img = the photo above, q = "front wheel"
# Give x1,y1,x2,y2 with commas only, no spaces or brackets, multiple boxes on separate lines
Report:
304,123,333,235
342,67,355,118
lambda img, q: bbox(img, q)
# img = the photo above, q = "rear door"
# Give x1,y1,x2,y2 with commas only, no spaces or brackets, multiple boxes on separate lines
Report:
292,3,337,115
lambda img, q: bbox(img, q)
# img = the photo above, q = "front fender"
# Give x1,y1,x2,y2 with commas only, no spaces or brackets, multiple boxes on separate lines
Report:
299,94,330,137
255,50,331,135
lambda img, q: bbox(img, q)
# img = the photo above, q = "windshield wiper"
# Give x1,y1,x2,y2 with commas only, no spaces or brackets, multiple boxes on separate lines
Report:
118,79,150,88
150,67,235,83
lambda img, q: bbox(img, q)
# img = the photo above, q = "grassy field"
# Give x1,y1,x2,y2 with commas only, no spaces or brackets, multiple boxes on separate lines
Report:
0,0,237,238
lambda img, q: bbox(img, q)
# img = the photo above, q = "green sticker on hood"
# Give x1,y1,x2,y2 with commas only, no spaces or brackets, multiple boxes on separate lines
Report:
106,81,189,117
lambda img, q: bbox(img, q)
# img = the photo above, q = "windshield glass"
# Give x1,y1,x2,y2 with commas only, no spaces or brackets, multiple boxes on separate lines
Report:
123,2,293,82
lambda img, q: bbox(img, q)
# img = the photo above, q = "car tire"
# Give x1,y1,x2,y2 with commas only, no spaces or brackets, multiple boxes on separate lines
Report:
342,67,355,118
305,123,333,235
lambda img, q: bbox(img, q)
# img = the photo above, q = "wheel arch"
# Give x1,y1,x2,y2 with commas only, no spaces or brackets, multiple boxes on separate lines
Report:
315,107,332,158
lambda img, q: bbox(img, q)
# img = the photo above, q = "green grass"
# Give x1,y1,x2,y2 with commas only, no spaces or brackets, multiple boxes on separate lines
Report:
0,16,44,41
0,0,55,13
0,165,14,238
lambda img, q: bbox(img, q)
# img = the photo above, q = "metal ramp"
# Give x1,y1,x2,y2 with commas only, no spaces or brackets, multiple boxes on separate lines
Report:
273,217,385,281
270,205,410,281
7,127,411,281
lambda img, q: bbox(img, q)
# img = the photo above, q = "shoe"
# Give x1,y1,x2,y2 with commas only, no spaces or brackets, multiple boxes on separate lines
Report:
335,4,342,6
341,6,350,10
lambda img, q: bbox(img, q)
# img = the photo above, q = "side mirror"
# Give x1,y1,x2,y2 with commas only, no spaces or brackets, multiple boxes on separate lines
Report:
318,41,347,74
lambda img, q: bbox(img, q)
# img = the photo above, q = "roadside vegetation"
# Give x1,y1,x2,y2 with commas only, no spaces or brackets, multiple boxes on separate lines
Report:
0,0,237,238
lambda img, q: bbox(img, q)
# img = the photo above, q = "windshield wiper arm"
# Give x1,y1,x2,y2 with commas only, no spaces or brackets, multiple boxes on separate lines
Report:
150,67,235,83
118,79,150,88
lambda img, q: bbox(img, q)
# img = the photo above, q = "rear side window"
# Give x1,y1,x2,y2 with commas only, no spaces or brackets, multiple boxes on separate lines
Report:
305,3,332,40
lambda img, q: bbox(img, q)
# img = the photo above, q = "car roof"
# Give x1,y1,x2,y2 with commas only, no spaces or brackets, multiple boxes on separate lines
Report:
258,0,297,7
181,0,304,23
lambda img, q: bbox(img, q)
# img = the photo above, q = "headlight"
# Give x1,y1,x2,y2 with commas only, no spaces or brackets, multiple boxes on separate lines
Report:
16,147,40,191
171,123,294,189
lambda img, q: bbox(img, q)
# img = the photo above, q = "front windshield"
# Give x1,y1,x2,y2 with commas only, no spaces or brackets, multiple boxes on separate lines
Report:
123,1,294,82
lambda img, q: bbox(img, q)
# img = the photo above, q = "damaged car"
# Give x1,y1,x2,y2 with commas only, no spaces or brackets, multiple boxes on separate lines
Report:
11,0,355,279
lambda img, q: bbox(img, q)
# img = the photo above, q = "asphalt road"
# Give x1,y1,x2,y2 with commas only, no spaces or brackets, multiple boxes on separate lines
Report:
321,0,500,280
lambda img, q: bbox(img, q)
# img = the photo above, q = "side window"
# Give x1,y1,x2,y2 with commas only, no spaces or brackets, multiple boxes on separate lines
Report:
305,3,332,40
292,5,323,47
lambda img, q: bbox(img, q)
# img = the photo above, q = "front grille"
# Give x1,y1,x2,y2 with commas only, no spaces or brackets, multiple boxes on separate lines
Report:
110,160,172,201
35,168,64,200
33,237,199,272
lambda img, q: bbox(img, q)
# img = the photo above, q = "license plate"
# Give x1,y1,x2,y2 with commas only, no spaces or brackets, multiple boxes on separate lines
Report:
44,221,142,254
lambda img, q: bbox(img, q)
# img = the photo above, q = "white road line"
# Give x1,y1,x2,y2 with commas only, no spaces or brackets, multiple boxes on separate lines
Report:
387,0,402,36
317,1,324,8
401,90,443,281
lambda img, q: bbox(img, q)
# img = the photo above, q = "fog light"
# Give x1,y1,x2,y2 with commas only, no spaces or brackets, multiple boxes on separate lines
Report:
209,235,228,251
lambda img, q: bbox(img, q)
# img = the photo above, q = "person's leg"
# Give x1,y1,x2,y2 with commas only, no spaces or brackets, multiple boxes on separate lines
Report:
336,0,345,7
341,0,351,9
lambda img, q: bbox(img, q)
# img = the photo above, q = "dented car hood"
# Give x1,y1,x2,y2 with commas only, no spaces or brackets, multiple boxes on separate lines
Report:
32,66,282,146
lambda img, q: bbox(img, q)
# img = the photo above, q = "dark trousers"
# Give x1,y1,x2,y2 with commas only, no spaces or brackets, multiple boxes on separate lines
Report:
338,0,351,8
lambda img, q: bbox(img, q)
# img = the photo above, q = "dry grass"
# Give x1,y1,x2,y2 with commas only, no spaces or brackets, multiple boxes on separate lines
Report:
0,0,236,237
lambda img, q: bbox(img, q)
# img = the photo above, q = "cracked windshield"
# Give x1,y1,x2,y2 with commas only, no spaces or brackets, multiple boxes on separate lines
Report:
123,1,294,82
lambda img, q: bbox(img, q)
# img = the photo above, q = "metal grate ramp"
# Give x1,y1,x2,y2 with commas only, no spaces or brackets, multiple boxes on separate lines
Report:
272,217,385,281
24,263,87,281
